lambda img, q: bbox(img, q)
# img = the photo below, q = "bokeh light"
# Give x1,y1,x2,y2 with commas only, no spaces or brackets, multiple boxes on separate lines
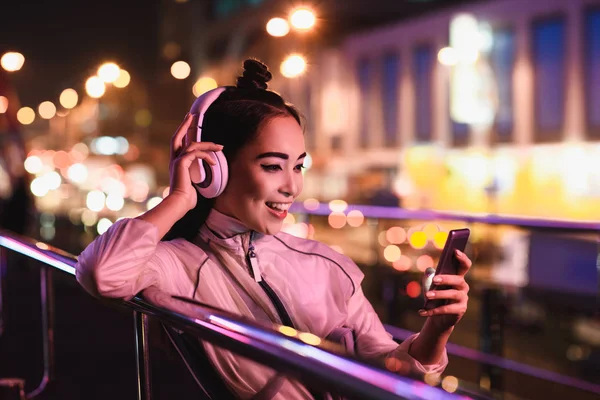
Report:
416,255,435,272
98,62,120,83
1,52,25,72
441,376,459,393
383,245,401,262
38,101,56,119
86,76,106,98
171,61,191,79
193,77,217,97
433,231,449,249
346,210,364,227
60,89,78,109
409,231,428,249
393,255,412,272
267,17,290,37
290,8,316,31
328,212,346,229
281,54,306,78
406,281,421,298
17,107,35,125
0,96,8,113
113,69,131,88
303,198,319,210
386,226,407,244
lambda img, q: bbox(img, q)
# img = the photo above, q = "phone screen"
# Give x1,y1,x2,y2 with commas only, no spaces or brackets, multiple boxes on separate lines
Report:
424,228,470,310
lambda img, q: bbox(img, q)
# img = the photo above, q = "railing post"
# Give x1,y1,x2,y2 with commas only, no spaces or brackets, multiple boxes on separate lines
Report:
134,311,151,400
26,266,55,399
479,287,505,393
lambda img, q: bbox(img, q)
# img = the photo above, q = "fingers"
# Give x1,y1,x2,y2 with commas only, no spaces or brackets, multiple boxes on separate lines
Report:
425,289,467,302
184,141,224,153
171,113,196,159
419,302,467,317
431,274,469,292
179,149,218,166
455,249,472,275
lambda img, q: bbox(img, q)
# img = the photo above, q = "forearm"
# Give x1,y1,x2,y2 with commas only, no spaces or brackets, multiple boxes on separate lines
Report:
408,318,453,366
136,194,189,239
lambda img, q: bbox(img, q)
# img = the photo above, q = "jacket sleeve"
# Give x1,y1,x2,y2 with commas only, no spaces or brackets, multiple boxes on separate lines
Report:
344,268,448,376
75,218,179,300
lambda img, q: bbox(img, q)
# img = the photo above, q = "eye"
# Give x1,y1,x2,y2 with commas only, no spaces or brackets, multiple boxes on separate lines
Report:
294,164,306,172
261,164,282,172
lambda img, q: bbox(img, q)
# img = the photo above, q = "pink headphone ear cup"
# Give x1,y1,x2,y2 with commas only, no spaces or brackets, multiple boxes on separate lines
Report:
193,150,228,198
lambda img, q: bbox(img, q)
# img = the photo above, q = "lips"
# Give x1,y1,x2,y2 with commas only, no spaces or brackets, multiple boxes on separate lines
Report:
265,202,291,220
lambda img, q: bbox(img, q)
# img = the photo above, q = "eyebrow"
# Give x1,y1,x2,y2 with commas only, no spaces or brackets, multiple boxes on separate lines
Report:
256,152,307,160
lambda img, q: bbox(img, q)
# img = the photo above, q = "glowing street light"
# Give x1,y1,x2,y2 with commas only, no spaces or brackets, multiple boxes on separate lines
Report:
171,61,191,79
60,88,78,109
98,62,120,83
280,54,306,78
266,17,290,37
86,76,106,98
290,8,316,31
38,101,57,119
1,52,25,72
113,69,131,88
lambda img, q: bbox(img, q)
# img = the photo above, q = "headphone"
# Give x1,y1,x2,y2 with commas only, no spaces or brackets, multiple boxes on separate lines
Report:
186,87,229,198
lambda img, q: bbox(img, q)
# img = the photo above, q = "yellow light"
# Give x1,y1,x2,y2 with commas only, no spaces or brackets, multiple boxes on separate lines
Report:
1,52,25,72
409,231,428,249
298,332,321,346
0,96,8,113
38,101,56,119
438,47,458,66
346,210,364,227
441,376,459,393
86,76,106,98
290,8,316,31
266,17,290,37
17,107,35,125
171,61,191,79
98,62,120,83
383,245,401,262
433,231,449,249
280,54,306,78
278,326,297,337
113,69,131,88
60,89,78,109
328,199,347,213
193,77,217,97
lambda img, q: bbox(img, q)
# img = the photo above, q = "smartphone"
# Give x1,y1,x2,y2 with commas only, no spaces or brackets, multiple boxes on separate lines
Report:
424,228,470,310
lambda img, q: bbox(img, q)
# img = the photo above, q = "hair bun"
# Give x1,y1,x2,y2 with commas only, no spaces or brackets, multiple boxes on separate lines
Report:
236,59,272,90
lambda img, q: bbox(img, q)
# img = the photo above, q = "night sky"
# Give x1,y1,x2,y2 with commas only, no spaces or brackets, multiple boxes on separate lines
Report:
0,0,160,107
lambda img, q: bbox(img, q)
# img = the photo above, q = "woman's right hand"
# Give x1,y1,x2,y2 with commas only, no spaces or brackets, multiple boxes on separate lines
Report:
168,113,223,211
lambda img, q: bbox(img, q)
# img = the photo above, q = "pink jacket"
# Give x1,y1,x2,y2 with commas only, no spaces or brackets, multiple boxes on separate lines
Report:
76,209,447,399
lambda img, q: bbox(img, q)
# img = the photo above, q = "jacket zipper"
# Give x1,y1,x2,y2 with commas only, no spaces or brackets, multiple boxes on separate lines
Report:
247,232,295,328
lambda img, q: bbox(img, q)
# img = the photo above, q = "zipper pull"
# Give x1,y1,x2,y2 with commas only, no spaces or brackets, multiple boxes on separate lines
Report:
248,245,262,283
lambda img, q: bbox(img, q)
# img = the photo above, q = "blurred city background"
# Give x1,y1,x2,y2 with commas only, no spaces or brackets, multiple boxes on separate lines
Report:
0,0,599,399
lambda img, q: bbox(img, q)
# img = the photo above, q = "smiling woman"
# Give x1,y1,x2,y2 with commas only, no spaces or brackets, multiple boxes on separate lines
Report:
75,59,472,400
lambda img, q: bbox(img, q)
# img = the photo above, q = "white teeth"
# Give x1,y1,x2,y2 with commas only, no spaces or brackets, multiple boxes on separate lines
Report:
266,202,291,211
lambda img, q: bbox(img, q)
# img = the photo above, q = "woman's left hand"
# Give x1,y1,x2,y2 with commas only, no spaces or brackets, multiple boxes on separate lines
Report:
419,249,472,331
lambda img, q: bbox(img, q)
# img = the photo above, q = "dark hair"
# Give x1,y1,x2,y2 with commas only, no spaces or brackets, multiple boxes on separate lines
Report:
162,59,302,242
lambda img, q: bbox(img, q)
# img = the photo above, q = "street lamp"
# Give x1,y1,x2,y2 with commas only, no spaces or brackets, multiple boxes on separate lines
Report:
280,54,306,78
98,62,120,83
290,8,316,31
85,76,106,98
266,17,290,37
1,52,25,72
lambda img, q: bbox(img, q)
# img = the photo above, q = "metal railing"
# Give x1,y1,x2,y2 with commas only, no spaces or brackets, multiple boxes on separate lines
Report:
0,229,462,400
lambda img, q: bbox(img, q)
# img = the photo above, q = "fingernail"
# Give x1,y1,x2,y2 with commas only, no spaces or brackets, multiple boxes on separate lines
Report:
426,291,435,298
433,276,442,283
418,309,428,316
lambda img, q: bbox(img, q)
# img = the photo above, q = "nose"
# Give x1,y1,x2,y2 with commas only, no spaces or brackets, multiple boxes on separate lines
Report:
279,170,298,198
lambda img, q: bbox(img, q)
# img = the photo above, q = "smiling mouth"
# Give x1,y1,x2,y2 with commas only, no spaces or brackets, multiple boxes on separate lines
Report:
265,202,291,212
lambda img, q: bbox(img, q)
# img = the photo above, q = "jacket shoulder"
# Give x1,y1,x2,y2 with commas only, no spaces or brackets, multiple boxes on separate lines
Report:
272,232,364,295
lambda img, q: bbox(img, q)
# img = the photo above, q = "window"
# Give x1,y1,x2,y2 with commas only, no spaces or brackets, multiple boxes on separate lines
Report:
490,27,516,142
532,17,566,141
382,53,400,146
413,45,433,142
585,8,600,138
357,58,372,148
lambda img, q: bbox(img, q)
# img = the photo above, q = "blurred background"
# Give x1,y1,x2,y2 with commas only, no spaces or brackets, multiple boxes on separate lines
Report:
0,0,599,399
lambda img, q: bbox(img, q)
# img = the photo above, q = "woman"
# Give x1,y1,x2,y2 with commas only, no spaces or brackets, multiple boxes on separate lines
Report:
76,59,472,399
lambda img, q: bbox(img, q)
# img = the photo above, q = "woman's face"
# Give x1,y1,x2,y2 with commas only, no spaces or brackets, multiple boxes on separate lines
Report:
214,115,306,235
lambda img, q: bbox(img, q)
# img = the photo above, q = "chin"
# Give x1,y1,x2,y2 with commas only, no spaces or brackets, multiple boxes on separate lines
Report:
262,222,283,236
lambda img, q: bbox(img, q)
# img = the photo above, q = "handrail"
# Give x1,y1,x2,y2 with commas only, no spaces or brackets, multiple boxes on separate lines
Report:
385,325,600,395
290,202,600,231
0,229,461,400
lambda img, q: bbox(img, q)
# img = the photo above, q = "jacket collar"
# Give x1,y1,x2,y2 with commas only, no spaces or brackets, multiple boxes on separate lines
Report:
198,209,271,254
